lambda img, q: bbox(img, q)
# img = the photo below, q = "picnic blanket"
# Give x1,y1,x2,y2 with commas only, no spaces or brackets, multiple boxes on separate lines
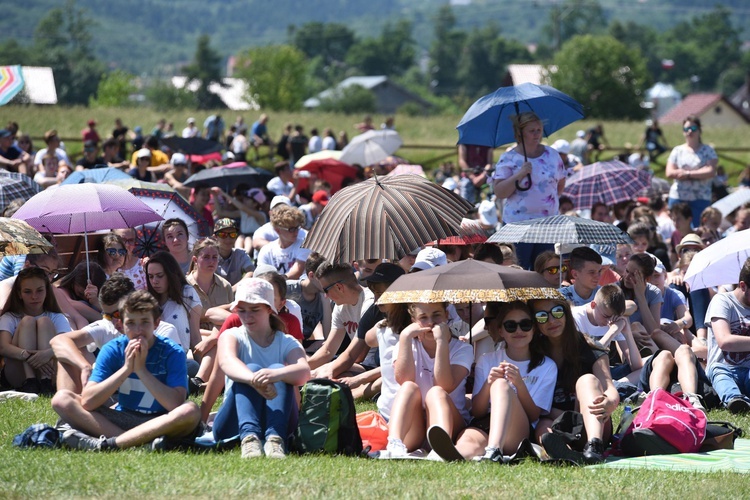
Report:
592,439,750,473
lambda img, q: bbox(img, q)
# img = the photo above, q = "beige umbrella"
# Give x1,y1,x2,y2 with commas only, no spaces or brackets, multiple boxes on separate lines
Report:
0,217,53,256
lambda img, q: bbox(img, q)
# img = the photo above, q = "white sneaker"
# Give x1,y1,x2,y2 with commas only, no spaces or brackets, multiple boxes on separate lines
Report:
240,434,262,459
379,437,408,459
263,435,286,459
685,392,707,415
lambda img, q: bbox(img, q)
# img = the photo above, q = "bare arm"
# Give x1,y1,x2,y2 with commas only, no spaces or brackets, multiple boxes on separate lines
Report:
432,324,467,393
307,327,346,370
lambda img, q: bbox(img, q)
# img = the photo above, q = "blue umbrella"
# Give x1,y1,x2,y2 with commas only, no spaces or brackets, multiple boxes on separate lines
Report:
456,82,584,190
61,167,131,185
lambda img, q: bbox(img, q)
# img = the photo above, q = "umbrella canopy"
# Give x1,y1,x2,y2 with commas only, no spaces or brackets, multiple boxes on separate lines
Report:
456,83,584,148
61,167,131,185
378,259,563,305
162,136,224,156
295,159,359,194
295,150,343,168
0,217,53,256
302,175,473,263
488,215,633,245
711,188,750,218
183,165,272,192
563,160,652,210
339,130,403,166
0,171,41,214
683,228,750,291
133,225,167,258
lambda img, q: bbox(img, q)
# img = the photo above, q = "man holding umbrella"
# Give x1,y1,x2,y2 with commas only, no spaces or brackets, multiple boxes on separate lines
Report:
491,112,567,269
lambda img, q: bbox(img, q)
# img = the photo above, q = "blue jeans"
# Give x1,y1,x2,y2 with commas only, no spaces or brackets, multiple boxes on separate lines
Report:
212,363,293,441
707,364,750,406
668,197,710,229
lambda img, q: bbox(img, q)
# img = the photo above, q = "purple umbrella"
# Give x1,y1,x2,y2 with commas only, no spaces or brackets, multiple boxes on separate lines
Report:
12,184,163,279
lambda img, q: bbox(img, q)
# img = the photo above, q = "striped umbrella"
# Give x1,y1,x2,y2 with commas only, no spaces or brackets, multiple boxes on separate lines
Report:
562,160,652,210
0,171,41,214
488,215,633,245
302,175,473,263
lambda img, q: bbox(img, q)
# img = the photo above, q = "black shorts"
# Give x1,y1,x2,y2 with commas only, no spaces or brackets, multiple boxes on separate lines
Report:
639,349,709,393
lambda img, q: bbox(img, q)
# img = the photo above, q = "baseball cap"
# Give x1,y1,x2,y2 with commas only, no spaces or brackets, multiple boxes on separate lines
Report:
551,139,570,154
87,119,96,126
187,117,196,124
576,130,585,138
136,148,151,159
478,199,498,227
365,262,405,284
270,196,291,209
222,151,235,162
134,126,143,133
171,152,187,165
231,278,277,313
247,188,266,205
214,218,238,233
675,233,704,254
253,264,279,277
0,129,12,139
83,140,97,151
312,190,330,206
411,248,448,272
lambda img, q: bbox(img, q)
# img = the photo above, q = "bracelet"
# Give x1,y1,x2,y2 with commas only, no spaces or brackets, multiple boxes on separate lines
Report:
20,349,30,361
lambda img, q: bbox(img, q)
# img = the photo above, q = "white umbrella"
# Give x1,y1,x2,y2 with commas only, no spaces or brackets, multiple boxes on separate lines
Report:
339,129,402,166
684,228,750,290
711,188,750,218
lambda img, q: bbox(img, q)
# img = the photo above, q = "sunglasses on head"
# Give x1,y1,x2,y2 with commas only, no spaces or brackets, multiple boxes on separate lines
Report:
105,248,128,257
683,125,699,133
544,265,568,275
502,319,534,333
534,304,566,324
102,310,121,321
215,231,238,239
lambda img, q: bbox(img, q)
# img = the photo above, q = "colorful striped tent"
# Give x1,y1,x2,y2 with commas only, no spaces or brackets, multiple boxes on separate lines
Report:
0,66,24,106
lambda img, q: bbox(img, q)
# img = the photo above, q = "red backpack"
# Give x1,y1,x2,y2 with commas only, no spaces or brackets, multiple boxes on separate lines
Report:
621,388,707,456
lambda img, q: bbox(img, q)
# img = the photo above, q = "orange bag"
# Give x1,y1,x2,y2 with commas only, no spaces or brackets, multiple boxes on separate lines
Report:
356,410,389,451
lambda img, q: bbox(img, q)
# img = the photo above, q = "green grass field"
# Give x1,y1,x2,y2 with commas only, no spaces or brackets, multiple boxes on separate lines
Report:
3,105,750,181
1,395,749,498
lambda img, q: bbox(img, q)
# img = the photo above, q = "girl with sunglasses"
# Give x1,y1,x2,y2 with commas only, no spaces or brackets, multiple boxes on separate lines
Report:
213,184,268,255
0,267,71,395
530,299,618,464
431,301,557,462
96,232,128,279
665,115,718,227
533,250,569,287
382,302,473,458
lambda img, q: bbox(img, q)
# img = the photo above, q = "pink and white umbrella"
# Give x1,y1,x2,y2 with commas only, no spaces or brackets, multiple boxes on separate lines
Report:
13,184,163,279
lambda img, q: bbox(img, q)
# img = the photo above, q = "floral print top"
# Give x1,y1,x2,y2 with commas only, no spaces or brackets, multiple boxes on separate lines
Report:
492,146,566,223
667,143,717,202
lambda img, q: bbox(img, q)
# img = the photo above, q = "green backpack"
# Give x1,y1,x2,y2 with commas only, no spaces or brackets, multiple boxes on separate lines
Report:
291,379,363,455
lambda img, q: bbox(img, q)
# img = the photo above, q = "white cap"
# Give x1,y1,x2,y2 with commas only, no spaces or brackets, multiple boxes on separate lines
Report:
231,278,277,313
171,152,187,165
270,196,291,209
576,130,585,138
478,199,498,227
551,139,570,154
411,248,447,271
187,117,196,124
136,148,151,159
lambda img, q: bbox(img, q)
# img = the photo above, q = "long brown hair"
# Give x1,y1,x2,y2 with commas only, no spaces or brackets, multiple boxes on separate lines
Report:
2,267,62,316
485,300,545,371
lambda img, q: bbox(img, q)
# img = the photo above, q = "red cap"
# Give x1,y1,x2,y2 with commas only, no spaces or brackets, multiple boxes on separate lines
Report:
87,119,96,126
312,190,330,206
636,196,650,205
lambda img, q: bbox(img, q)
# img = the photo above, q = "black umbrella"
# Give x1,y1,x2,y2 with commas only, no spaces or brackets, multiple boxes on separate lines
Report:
162,136,224,155
183,165,273,192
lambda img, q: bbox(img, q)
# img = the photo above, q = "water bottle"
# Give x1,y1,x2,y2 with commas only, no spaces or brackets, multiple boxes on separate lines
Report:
620,405,635,432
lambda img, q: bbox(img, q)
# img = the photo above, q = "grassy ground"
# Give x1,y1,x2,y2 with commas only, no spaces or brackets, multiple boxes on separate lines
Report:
3,105,750,180
1,395,749,498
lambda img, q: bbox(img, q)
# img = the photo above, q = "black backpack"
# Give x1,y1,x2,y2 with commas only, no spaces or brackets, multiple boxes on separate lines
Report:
290,379,363,456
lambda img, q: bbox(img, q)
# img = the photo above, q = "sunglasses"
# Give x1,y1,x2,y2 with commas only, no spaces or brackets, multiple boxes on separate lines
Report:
502,319,534,333
322,279,345,294
102,310,121,321
276,225,301,233
106,248,128,257
534,304,566,324
683,125,699,133
544,265,568,275
215,231,238,239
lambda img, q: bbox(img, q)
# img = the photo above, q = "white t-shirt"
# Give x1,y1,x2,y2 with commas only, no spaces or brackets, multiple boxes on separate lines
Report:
223,327,302,392
571,305,625,342
375,324,400,421
83,318,181,350
0,311,71,337
160,285,202,350
331,290,365,339
322,136,337,151
472,341,557,426
706,291,750,370
392,336,474,422
308,136,322,154
266,177,294,197
256,239,311,276
254,223,308,244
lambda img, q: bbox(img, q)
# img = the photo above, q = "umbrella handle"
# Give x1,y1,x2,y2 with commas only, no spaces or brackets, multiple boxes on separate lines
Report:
515,174,532,191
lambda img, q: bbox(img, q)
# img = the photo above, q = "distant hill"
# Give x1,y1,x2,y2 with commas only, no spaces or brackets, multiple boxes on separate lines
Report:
2,0,748,76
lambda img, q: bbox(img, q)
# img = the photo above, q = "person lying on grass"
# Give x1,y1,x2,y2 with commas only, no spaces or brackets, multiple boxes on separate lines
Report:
382,302,473,458
430,301,557,462
52,290,201,451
